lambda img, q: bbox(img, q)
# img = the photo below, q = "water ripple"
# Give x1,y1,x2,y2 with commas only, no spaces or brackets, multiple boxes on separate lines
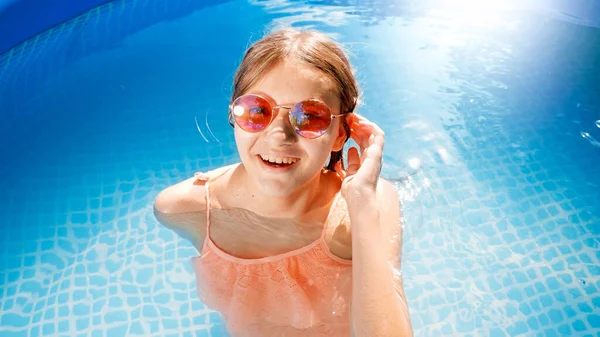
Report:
581,131,600,147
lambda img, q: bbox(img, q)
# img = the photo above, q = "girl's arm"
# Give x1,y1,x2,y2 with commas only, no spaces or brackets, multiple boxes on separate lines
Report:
349,179,413,337
334,113,413,336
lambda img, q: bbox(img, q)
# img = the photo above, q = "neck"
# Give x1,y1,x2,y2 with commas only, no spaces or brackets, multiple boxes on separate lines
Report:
236,166,332,219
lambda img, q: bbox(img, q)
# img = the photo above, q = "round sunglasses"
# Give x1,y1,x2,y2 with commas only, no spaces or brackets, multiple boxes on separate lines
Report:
228,94,350,139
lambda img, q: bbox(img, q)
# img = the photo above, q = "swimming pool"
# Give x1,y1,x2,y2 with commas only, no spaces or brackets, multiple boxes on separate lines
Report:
1,0,599,336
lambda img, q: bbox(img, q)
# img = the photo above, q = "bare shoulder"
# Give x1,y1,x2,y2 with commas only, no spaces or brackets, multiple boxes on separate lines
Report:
153,164,238,250
154,164,238,215
153,175,209,250
154,175,208,215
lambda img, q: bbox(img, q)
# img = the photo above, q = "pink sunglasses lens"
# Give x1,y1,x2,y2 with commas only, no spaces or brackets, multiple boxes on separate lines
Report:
232,95,272,131
289,100,332,139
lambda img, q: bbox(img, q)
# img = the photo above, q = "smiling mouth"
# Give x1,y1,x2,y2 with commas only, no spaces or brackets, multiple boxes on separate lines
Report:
257,155,299,168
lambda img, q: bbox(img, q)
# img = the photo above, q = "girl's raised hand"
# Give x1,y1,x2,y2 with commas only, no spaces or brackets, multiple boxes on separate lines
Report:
334,113,385,205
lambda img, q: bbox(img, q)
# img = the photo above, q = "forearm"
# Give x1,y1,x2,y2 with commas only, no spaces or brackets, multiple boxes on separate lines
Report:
350,201,413,337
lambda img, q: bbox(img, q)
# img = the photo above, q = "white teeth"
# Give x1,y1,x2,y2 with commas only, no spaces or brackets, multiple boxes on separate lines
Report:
259,154,298,164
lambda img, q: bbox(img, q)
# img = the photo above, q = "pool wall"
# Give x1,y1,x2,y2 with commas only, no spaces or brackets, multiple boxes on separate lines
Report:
0,0,114,54
0,0,231,178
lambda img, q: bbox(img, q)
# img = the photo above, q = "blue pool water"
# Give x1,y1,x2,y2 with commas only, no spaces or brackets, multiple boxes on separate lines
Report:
1,0,599,336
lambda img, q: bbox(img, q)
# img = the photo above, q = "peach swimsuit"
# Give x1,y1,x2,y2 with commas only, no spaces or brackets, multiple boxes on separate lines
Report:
190,166,353,336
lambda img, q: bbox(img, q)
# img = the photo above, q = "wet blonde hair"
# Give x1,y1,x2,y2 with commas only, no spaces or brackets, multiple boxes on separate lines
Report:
228,28,359,171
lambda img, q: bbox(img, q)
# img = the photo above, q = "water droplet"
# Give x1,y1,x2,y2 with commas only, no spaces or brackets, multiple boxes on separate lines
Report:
596,120,600,128
581,132,590,139
578,279,587,286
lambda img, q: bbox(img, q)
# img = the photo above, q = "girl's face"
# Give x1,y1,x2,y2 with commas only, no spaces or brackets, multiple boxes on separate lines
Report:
233,59,347,197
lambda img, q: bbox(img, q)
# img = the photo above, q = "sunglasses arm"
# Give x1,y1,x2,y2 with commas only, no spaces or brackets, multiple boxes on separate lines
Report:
332,112,353,119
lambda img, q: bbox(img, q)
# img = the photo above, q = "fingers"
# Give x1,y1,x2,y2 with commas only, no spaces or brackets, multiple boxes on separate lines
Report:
356,119,385,139
350,117,384,143
346,147,361,175
333,160,346,179
374,132,384,151
359,140,384,184
349,123,369,154
349,119,384,159
352,114,384,136
344,115,385,185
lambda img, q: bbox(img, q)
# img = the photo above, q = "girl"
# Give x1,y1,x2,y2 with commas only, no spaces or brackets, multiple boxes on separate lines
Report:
154,28,413,337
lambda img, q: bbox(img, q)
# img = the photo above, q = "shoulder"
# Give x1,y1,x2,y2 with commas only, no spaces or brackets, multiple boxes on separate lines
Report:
153,174,210,250
154,163,238,215
154,175,208,215
153,164,238,249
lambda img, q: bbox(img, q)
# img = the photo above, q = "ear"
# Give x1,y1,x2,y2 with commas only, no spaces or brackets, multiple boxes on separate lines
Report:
331,118,348,152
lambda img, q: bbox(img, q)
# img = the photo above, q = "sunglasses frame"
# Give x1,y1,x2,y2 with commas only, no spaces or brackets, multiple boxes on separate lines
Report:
228,93,350,138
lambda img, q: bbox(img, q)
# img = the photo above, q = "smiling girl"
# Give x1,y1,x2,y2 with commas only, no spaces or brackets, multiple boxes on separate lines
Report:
154,28,413,337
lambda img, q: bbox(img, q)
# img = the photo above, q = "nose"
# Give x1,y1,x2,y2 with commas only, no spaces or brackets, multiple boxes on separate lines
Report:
263,107,298,146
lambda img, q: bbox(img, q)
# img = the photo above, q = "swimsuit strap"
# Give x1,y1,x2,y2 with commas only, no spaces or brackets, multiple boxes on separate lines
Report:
196,164,237,246
205,180,211,232
320,191,342,240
